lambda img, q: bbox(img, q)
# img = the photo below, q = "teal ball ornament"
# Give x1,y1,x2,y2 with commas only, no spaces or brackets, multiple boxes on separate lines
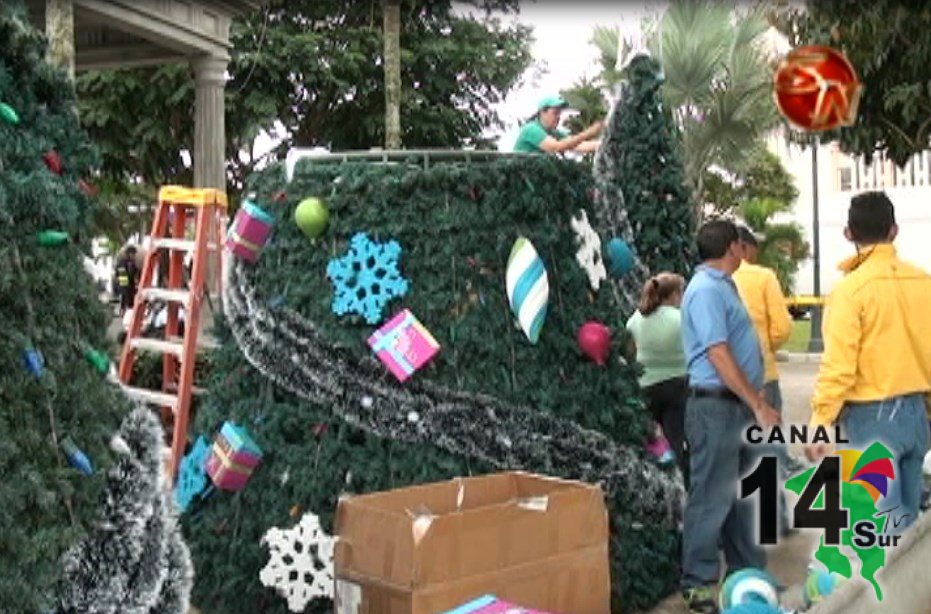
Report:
294,197,330,239
719,568,779,610
804,569,845,607
722,604,782,614
605,238,634,278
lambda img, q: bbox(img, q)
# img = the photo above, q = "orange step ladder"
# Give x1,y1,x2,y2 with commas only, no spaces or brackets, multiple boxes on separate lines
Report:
118,185,227,481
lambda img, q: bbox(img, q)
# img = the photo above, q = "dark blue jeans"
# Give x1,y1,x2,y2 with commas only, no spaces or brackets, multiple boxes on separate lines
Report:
839,394,930,532
681,396,766,588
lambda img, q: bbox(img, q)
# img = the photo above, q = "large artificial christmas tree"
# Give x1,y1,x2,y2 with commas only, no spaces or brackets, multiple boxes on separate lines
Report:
596,53,695,277
0,3,191,611
185,153,684,613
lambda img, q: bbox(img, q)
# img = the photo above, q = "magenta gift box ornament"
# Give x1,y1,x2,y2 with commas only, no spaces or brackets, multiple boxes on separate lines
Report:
205,421,263,491
577,320,611,366
443,595,553,614
646,434,675,466
226,200,275,263
367,308,440,383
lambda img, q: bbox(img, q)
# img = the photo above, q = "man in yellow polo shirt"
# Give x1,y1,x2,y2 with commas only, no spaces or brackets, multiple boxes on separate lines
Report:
733,226,792,409
806,191,931,532
733,225,793,534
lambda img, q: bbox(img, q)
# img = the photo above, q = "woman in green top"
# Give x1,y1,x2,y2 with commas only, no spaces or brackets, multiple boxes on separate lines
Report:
513,95,603,154
626,272,689,480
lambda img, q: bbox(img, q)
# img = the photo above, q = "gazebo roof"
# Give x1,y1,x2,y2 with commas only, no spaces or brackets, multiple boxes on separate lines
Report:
26,0,265,71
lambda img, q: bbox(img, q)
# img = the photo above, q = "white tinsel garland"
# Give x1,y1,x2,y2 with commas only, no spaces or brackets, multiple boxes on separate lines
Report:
593,78,653,313
223,260,683,528
57,407,193,614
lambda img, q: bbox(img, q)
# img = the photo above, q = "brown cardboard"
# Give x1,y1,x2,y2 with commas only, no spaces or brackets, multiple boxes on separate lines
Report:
334,472,610,614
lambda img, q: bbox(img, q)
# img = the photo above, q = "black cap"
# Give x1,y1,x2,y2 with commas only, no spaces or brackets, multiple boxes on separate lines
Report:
737,225,760,247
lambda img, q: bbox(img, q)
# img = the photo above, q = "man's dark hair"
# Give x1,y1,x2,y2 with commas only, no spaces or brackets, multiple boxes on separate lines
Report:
696,219,739,261
737,225,759,247
848,191,896,244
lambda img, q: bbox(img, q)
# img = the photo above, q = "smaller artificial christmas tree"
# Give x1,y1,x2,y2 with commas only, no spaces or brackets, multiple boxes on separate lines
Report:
595,53,695,278
57,408,194,614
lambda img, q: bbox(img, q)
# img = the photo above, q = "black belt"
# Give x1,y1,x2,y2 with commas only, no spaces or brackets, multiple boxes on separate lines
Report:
689,387,742,404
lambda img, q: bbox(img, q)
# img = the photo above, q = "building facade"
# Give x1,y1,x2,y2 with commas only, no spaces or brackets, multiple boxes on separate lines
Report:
771,137,931,296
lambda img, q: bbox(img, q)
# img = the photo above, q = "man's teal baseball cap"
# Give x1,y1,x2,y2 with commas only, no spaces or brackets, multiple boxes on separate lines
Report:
537,95,569,111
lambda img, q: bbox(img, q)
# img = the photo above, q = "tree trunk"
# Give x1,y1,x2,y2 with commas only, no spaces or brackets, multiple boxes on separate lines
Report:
46,0,75,80
383,0,402,150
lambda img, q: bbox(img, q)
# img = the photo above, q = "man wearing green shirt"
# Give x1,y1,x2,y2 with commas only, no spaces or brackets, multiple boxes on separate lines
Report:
513,95,603,154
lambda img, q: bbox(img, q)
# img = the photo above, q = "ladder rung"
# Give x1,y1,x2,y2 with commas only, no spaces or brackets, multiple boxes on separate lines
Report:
141,288,190,304
191,385,208,396
121,385,178,411
130,337,185,357
151,238,219,252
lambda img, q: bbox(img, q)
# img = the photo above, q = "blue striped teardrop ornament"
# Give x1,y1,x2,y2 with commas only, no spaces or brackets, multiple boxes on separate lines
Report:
505,237,549,344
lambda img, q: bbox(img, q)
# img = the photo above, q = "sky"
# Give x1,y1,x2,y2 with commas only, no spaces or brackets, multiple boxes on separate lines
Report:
254,2,663,161
487,2,663,150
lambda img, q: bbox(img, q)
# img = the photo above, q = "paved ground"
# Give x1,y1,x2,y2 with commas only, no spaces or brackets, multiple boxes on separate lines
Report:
646,360,821,613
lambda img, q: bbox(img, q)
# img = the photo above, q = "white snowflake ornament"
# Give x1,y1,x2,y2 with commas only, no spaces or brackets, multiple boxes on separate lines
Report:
259,512,336,612
570,210,607,291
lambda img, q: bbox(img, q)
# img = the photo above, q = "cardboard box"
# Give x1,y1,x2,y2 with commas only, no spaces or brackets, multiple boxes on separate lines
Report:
334,471,610,614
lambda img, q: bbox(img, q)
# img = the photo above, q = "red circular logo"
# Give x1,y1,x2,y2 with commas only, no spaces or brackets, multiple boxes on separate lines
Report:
773,45,862,132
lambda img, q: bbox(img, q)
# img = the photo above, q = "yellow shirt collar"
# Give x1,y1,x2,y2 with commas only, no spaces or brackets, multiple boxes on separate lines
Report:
837,243,897,274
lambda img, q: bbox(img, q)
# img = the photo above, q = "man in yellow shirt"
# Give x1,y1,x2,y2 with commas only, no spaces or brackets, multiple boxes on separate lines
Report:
807,191,931,532
733,225,793,534
733,227,792,409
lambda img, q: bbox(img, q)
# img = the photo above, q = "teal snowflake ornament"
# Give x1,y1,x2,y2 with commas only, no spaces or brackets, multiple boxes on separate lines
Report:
326,232,409,324
174,435,210,512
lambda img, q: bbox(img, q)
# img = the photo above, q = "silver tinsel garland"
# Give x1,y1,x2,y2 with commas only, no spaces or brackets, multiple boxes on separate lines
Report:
57,408,193,614
594,77,653,312
223,260,683,527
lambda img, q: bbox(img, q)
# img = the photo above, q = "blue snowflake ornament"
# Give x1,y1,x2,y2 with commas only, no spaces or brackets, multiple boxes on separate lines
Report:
326,233,410,324
174,435,210,512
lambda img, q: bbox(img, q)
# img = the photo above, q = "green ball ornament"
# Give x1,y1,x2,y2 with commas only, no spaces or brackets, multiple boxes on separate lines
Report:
294,197,329,239
0,102,19,125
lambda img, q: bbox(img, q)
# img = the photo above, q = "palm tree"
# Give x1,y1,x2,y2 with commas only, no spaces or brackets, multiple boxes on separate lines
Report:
590,1,780,217
383,0,402,149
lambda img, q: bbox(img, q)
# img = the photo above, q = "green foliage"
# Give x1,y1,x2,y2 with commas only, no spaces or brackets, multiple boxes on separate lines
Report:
741,150,800,207
75,0,534,196
560,76,608,135
0,3,128,609
77,64,194,188
735,152,809,294
591,2,780,210
88,179,156,252
599,55,696,277
185,155,679,612
772,0,931,165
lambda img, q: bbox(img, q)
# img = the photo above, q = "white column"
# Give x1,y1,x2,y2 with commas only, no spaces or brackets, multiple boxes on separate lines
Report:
191,54,228,190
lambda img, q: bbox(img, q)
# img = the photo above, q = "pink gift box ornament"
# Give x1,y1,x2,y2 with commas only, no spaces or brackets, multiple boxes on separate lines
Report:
366,309,440,382
226,200,274,263
443,595,552,614
646,433,675,466
205,421,263,491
